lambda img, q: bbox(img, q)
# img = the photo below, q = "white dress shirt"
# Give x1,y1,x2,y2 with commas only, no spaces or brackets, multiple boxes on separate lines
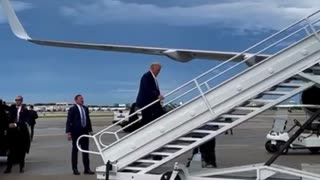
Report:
16,106,22,122
150,70,159,90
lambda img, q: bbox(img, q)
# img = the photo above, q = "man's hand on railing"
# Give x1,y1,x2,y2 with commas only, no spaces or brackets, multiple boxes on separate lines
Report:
8,123,17,128
159,95,164,101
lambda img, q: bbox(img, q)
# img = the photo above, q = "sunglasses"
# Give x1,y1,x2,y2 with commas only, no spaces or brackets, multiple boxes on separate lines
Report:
15,99,22,101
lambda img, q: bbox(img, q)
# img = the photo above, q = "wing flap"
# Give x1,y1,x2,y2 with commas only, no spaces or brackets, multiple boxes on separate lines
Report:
1,0,270,63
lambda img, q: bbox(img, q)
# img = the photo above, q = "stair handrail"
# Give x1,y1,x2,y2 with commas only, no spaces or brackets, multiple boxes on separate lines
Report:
97,9,320,136
81,9,320,153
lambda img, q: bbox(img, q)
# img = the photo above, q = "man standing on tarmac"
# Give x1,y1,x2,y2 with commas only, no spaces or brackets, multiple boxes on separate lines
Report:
0,99,9,156
28,105,38,141
66,94,94,175
4,96,31,173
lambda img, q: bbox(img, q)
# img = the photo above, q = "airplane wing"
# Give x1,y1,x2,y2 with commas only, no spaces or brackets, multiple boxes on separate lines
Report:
1,0,270,63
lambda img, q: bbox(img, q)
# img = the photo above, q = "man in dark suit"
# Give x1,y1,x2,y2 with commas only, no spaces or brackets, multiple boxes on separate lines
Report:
28,105,38,141
136,62,165,126
0,99,9,157
4,96,31,174
66,94,94,175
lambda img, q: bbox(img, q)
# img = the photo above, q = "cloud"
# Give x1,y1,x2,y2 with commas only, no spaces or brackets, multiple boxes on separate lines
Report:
60,0,320,31
0,1,33,23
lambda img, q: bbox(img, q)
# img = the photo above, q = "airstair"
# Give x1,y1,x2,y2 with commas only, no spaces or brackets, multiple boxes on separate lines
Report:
78,10,320,180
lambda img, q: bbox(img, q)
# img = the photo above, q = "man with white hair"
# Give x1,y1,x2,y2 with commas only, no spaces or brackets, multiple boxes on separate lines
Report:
136,62,165,127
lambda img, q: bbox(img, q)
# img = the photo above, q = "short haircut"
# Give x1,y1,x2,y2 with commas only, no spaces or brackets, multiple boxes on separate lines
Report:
74,94,82,101
150,62,161,68
16,95,23,101
30,105,34,109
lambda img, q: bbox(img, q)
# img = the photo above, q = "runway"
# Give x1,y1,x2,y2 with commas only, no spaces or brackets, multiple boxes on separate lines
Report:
0,111,319,180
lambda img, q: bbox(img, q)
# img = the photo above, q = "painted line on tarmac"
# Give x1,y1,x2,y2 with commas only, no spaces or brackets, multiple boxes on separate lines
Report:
35,134,65,137
219,144,250,147
216,144,264,149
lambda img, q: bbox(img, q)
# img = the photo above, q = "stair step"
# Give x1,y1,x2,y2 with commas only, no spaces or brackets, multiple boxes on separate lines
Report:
150,152,172,156
206,122,230,126
277,83,304,87
263,91,289,95
164,145,186,149
310,66,320,71
123,167,144,171
136,159,159,163
192,130,215,134
178,137,202,141
290,75,303,80
221,114,246,119
250,99,275,103
234,107,260,111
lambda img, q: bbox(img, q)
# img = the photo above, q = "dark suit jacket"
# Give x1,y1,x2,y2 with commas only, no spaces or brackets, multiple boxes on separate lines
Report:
8,104,31,154
66,105,92,136
136,71,160,108
28,110,38,126
0,104,9,131
8,104,30,126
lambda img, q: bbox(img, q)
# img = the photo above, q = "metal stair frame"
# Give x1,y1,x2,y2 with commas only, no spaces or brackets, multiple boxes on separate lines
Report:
135,83,315,174
72,9,320,180
96,163,320,180
81,10,320,153
78,10,320,161
98,33,320,172
189,163,320,180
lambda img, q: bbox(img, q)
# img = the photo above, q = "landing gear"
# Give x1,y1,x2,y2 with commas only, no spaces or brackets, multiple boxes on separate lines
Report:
265,140,277,153
161,171,181,180
265,140,288,154
276,141,289,154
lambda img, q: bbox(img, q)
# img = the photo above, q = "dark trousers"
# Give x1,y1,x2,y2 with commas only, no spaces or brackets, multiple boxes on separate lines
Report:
7,149,26,170
30,125,35,141
141,107,153,126
200,138,216,165
0,129,6,153
6,129,27,170
140,103,164,126
72,133,90,171
193,138,216,165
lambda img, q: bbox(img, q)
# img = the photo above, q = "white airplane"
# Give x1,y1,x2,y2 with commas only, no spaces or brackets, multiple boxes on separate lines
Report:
1,0,319,112
0,0,270,65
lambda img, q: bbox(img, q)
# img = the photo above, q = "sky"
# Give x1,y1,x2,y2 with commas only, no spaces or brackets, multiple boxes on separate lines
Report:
0,0,319,105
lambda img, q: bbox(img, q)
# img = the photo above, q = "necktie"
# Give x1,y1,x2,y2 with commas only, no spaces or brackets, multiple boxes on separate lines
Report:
80,106,86,128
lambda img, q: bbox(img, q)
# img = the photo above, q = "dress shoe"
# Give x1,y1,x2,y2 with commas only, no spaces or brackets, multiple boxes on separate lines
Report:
4,168,11,174
204,162,217,168
73,169,80,175
84,169,95,175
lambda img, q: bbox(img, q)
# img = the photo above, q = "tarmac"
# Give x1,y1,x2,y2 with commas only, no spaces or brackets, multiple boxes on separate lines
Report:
0,110,319,180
